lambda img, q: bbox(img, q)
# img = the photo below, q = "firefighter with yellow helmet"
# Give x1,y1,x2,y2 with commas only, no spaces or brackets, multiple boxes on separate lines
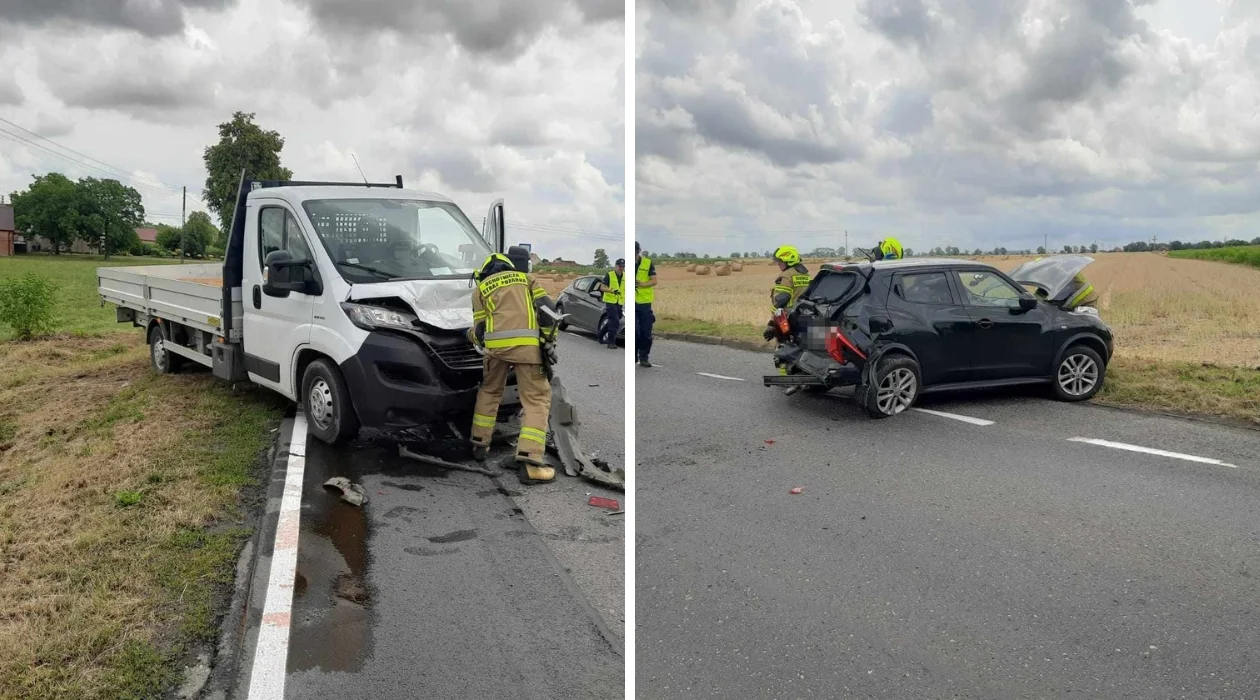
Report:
467,253,558,485
874,237,904,261
1032,256,1099,310
763,245,813,374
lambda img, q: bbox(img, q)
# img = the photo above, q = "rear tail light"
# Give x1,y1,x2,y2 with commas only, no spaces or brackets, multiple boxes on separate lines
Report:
773,309,790,336
825,326,867,364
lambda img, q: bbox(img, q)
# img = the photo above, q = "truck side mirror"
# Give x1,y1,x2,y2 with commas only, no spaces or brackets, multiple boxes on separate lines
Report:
263,250,317,297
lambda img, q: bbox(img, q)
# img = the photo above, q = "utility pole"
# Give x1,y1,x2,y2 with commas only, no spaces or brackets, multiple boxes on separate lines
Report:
845,230,849,259
180,186,187,263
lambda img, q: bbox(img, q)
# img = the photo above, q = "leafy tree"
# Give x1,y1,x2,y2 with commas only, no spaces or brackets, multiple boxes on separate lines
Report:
593,248,610,268
945,246,961,256
972,248,983,256
181,211,218,257
203,111,293,235
1251,237,1260,246
156,224,183,252
10,173,81,254
731,252,741,258
1036,246,1046,254
1089,243,1098,254
75,177,144,259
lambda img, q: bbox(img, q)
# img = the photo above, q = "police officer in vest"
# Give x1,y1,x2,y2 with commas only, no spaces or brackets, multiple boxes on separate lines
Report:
763,245,813,375
468,253,559,485
597,258,625,348
634,242,657,368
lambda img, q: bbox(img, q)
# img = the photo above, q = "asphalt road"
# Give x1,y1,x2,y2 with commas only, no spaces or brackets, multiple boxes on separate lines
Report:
262,333,623,699
636,339,1260,699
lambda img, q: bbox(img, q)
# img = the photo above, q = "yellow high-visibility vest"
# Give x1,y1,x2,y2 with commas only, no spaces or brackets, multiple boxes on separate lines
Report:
635,257,654,304
603,271,623,304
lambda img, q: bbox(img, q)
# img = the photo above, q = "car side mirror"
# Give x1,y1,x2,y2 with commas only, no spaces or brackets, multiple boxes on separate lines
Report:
263,250,316,297
1018,294,1037,310
589,289,603,298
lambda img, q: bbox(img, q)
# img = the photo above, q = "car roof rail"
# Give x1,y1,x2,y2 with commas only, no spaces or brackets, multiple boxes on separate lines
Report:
248,175,404,191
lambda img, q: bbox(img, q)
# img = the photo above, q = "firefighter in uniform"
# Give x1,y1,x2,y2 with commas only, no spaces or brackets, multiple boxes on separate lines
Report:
597,258,624,348
1031,257,1099,310
762,245,813,375
468,253,558,485
873,237,904,261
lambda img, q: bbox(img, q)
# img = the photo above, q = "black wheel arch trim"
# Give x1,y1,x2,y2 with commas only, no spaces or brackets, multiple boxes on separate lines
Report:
1054,333,1109,369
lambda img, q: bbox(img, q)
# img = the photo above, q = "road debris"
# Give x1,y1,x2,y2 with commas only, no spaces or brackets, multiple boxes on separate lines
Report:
789,487,804,495
324,477,368,506
589,496,620,510
397,445,499,476
547,377,626,491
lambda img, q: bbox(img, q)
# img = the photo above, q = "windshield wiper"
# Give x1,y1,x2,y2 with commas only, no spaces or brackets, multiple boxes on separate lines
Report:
336,261,396,280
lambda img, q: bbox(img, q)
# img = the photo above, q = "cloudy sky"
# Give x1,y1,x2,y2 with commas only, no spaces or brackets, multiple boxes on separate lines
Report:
637,0,1260,256
0,0,624,264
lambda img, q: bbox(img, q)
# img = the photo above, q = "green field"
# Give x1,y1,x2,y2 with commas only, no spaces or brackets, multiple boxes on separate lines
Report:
1168,245,1260,268
0,254,181,339
0,253,283,699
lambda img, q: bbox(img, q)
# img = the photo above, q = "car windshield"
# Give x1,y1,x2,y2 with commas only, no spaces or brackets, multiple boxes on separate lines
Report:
301,198,493,283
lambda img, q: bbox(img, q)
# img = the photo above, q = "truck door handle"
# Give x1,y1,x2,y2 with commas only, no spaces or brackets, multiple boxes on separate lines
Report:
253,286,261,309
977,318,993,329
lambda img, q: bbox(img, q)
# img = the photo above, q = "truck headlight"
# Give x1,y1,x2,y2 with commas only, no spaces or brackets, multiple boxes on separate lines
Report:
340,303,419,332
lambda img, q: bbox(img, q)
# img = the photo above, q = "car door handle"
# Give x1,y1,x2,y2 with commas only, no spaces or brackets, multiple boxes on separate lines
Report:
253,285,261,309
977,318,993,329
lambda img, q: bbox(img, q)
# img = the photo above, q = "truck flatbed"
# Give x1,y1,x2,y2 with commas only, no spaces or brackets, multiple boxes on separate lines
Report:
98,263,240,337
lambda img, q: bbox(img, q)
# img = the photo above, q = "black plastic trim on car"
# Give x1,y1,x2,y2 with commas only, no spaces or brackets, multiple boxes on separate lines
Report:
244,353,281,382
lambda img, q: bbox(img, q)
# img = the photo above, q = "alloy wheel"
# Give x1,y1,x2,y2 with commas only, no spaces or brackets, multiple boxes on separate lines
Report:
876,367,916,415
1058,353,1099,397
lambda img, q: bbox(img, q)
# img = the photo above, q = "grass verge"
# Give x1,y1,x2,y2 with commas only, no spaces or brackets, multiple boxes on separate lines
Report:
0,255,286,699
654,318,1260,427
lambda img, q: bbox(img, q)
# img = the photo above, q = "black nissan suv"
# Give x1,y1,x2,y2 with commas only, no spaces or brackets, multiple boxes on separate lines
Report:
764,255,1114,418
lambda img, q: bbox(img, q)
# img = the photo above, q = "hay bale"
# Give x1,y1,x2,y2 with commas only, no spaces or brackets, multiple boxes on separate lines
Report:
731,262,743,271
685,264,697,272
553,274,566,282
714,263,732,277
695,265,711,275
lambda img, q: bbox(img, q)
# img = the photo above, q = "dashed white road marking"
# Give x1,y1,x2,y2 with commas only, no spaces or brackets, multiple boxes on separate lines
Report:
247,413,307,700
697,372,746,382
1068,437,1238,468
911,408,995,426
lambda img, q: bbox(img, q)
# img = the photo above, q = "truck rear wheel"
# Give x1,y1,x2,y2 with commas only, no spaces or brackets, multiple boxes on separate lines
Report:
302,359,360,446
149,324,183,374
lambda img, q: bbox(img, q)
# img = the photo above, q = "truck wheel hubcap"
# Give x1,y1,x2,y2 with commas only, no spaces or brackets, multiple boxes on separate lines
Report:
152,337,166,370
877,367,916,415
1059,354,1098,396
309,378,335,428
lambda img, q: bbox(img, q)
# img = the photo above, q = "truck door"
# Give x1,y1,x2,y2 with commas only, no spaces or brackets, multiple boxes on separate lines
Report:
242,202,316,398
482,199,505,253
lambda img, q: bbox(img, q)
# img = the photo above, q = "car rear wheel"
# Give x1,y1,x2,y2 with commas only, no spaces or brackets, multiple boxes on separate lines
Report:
1053,345,1104,402
862,355,920,418
302,358,360,445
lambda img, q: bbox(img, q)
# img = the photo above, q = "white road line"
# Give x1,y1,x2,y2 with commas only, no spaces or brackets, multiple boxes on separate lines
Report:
697,372,746,382
246,413,308,700
1068,437,1238,468
911,408,995,426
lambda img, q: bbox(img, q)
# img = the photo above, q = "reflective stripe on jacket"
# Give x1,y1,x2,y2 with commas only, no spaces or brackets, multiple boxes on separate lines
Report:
635,257,654,305
771,264,811,311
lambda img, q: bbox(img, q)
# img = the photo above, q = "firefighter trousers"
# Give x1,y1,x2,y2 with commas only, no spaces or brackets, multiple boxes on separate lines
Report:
470,357,552,465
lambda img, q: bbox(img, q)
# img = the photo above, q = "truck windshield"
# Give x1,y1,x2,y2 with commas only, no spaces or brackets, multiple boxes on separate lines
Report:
301,198,494,283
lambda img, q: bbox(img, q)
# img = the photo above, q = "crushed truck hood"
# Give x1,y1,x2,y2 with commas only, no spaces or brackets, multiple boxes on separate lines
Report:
346,279,474,330
1008,255,1094,301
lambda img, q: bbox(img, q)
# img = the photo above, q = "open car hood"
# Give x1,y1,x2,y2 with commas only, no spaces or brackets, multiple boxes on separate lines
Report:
346,279,474,330
1009,255,1094,302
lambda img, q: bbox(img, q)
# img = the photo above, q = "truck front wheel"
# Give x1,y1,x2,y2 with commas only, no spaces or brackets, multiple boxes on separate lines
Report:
149,325,184,374
302,359,360,446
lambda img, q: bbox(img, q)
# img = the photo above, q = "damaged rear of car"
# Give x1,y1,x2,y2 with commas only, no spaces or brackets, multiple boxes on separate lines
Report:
764,257,1114,418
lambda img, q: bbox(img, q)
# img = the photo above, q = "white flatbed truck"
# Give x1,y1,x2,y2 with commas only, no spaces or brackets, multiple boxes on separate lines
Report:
98,174,520,445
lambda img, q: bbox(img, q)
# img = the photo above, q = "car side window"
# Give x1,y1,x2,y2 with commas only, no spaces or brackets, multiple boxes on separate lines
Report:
897,272,955,305
955,270,1022,307
574,277,594,292
259,207,313,269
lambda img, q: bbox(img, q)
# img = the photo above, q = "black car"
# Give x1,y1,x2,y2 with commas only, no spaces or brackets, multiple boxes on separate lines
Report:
555,275,626,345
764,256,1114,418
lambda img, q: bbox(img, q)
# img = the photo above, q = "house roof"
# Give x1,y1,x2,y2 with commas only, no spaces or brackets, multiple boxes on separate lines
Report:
0,204,14,232
136,227,158,243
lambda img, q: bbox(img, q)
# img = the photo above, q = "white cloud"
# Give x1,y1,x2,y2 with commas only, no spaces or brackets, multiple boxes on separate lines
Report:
0,0,624,263
637,0,1260,255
